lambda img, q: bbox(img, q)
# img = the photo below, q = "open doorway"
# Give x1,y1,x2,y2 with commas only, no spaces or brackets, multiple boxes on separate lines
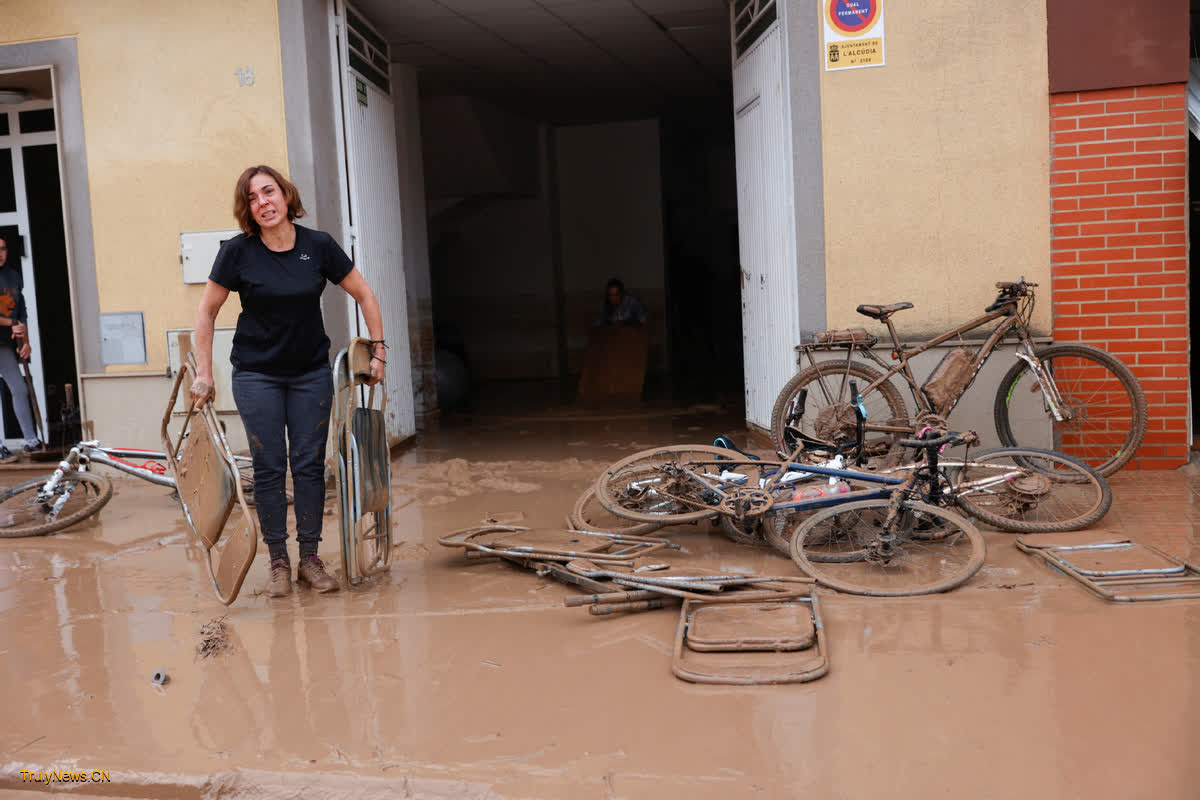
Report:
363,0,739,416
0,67,79,451
423,109,740,415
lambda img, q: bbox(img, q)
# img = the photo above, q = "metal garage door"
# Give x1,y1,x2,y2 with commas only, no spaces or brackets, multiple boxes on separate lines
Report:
333,1,416,442
732,22,799,431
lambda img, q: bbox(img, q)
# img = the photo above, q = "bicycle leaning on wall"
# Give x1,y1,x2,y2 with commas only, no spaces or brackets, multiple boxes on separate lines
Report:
769,279,1148,476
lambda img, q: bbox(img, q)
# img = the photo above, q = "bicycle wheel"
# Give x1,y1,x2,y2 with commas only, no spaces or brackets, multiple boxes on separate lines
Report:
0,470,114,538
993,344,1147,476
568,485,665,537
948,447,1112,533
595,445,762,525
790,499,985,596
770,360,908,461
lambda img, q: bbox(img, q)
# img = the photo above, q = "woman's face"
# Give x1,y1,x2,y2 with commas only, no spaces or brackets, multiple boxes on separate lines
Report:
247,173,287,232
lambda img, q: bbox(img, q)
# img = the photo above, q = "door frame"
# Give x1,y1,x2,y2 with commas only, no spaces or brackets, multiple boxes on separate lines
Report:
0,64,77,442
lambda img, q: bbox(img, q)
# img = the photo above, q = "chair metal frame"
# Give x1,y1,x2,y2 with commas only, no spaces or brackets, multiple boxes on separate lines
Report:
672,594,830,685
1016,536,1200,601
327,339,392,585
160,353,259,605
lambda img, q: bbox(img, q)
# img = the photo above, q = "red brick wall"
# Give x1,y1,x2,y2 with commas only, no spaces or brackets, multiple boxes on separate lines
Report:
1049,83,1189,469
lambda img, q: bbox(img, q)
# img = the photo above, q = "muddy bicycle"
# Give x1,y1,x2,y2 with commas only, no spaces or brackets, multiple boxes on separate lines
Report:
0,440,255,538
769,278,1147,476
593,433,1111,554
596,432,1006,596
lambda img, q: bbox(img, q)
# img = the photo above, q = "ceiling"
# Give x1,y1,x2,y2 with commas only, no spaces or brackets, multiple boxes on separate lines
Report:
0,69,53,101
352,0,734,122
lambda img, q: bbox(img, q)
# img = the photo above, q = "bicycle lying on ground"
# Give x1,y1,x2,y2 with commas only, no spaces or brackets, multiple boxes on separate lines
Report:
592,432,1111,594
769,278,1147,476
0,440,254,538
596,431,1029,596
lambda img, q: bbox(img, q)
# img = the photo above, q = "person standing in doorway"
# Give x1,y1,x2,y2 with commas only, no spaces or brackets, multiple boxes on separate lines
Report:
192,165,386,597
0,231,44,462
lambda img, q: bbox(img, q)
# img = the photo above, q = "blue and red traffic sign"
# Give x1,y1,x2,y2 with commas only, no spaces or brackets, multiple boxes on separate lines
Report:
826,0,880,35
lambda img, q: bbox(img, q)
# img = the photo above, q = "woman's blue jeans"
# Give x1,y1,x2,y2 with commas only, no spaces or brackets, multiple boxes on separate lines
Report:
232,365,332,561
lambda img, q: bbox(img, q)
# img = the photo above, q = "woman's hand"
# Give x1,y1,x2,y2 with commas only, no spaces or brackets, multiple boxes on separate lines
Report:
12,322,26,338
16,340,30,361
189,376,215,408
367,349,386,386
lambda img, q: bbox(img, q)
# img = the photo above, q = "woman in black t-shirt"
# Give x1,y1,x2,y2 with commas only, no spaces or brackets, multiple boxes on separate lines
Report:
192,165,387,598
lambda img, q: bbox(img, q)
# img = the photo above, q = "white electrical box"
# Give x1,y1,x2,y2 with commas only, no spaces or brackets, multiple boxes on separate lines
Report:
180,229,240,284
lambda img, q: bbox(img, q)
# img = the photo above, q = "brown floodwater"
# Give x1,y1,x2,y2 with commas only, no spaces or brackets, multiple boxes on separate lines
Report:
1,407,1199,798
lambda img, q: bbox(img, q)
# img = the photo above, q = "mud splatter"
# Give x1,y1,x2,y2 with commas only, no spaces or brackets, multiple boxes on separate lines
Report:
195,616,234,660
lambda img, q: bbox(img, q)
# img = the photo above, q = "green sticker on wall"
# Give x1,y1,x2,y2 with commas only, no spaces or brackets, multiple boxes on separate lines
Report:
356,77,367,107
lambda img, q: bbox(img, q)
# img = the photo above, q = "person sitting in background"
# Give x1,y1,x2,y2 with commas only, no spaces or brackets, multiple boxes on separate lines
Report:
595,278,647,327
0,232,43,462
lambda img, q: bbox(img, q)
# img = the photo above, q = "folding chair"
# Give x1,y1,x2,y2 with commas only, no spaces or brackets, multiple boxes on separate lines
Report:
327,338,392,585
1017,534,1200,601
672,592,830,685
161,353,258,605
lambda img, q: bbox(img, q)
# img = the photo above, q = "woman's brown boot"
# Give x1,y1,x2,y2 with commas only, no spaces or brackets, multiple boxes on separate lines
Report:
266,557,292,597
297,555,339,593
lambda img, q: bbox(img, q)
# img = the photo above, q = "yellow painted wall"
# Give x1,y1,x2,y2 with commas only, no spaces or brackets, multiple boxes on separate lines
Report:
819,0,1051,338
0,0,290,371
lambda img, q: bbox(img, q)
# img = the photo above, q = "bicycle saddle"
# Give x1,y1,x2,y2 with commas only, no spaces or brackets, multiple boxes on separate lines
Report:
856,302,913,320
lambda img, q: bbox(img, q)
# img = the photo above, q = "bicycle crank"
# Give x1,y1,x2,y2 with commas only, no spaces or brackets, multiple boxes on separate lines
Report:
717,488,773,520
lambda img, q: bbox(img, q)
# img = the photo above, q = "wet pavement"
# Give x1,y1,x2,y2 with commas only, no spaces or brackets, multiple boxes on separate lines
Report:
1,407,1199,799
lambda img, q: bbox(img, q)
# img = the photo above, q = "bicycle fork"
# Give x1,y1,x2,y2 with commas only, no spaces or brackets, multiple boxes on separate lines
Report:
38,449,84,521
1014,343,1071,423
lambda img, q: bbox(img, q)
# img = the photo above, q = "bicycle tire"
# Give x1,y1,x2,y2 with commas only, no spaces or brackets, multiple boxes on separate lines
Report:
568,485,665,537
948,447,1112,533
595,445,753,525
770,360,908,461
790,499,985,596
0,470,114,538
993,343,1147,477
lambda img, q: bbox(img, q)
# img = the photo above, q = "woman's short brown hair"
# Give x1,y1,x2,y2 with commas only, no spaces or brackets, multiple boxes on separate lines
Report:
232,165,307,235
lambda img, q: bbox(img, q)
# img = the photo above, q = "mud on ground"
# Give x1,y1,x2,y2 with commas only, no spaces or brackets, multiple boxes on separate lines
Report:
1,408,1199,798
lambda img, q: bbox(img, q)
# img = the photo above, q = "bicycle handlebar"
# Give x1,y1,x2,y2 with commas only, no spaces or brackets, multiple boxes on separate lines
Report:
898,431,978,449
986,277,1038,313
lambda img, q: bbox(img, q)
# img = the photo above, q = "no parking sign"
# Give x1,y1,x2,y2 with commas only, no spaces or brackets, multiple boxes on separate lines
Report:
824,0,885,71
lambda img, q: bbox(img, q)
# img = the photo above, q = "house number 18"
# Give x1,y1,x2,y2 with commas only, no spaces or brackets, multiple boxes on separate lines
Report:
234,67,256,87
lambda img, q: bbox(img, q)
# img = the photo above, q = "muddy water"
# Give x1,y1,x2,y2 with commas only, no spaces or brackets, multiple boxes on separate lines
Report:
2,408,1200,798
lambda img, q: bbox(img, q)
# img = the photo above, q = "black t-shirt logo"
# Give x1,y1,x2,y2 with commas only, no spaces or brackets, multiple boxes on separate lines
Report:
299,252,311,260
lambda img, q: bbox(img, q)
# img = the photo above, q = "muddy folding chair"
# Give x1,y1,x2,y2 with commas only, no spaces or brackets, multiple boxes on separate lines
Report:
161,353,258,605
1017,534,1200,602
672,592,830,685
327,338,392,585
